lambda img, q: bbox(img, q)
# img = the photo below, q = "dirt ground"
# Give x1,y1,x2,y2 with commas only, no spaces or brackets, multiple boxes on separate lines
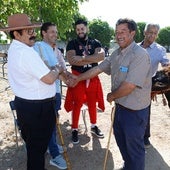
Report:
0,54,170,170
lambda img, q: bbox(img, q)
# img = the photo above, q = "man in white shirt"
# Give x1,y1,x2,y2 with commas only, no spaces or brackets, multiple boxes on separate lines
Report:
0,13,66,170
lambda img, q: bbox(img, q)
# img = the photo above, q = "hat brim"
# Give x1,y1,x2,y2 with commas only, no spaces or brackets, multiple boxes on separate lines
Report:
0,23,41,32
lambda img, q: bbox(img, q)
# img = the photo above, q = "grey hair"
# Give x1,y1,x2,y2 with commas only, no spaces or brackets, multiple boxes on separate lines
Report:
144,23,160,32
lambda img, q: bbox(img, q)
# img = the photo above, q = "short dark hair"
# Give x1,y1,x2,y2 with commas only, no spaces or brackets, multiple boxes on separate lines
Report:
75,19,87,26
40,22,56,38
9,30,23,39
116,18,137,32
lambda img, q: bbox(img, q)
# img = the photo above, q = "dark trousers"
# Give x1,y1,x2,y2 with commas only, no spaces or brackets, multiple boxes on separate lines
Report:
114,104,149,170
15,97,56,170
164,91,170,108
145,91,170,140
144,104,151,139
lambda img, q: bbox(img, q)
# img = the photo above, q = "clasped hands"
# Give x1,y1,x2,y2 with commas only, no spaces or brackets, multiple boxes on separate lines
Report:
65,73,78,87
52,64,64,75
52,64,79,87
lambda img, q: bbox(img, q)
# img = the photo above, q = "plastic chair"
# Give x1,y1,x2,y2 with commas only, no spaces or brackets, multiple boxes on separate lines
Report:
9,100,24,148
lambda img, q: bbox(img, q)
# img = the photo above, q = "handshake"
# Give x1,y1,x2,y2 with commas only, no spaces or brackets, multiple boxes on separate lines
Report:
65,72,79,87
52,64,79,87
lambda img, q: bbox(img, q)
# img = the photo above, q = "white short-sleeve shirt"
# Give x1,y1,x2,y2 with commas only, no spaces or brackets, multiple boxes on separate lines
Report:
8,40,56,100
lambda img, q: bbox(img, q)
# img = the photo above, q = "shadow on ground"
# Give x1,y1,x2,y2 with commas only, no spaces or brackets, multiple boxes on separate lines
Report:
0,120,169,170
46,120,114,170
145,145,170,170
0,144,26,170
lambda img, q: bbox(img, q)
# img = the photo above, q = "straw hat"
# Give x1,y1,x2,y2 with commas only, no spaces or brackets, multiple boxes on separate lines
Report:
0,13,41,32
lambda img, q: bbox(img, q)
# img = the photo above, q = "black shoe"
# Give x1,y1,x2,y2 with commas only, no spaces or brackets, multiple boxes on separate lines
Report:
91,126,104,138
144,138,151,148
72,130,79,144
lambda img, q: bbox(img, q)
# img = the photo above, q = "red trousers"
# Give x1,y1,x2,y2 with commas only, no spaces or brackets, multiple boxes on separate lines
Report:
64,70,105,129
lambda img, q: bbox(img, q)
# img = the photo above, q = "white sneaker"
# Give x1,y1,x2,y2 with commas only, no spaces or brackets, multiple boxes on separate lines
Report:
50,154,67,169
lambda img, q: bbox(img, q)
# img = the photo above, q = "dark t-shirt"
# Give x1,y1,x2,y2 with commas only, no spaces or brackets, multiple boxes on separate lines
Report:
66,38,102,73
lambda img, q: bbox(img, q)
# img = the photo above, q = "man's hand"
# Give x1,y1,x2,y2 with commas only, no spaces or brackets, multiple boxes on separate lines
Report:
107,92,115,103
66,74,78,87
54,64,65,74
58,70,75,84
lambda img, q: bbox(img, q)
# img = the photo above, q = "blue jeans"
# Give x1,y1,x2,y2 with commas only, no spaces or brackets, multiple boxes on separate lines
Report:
55,93,61,111
114,104,149,170
48,93,61,158
144,104,151,140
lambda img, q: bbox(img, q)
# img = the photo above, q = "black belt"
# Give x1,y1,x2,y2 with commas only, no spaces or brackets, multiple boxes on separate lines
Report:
116,103,137,112
15,96,56,103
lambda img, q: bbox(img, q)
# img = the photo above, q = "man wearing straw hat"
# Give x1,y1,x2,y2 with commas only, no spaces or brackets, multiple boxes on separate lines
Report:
0,13,67,170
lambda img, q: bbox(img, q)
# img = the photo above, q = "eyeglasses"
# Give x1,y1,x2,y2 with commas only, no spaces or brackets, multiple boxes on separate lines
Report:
26,29,35,35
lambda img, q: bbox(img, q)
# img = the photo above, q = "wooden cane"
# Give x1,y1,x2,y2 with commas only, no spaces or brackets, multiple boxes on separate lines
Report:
103,104,115,170
56,114,71,170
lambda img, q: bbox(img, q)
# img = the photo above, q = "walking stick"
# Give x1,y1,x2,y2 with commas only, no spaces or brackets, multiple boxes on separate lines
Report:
103,104,115,170
56,113,71,170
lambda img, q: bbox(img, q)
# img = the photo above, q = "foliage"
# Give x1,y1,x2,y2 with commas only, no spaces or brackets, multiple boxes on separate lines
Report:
1,0,169,49
65,17,114,48
135,22,146,43
88,19,114,47
65,13,88,41
0,0,87,40
134,22,170,51
157,27,170,51
0,32,7,44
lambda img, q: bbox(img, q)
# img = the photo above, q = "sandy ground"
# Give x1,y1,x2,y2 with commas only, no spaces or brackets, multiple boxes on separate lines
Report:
0,54,170,170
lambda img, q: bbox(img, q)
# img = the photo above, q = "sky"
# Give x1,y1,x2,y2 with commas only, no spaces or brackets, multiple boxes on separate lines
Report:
79,0,170,29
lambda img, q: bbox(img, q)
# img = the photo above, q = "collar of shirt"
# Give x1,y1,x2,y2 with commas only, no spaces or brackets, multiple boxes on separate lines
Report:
119,41,136,56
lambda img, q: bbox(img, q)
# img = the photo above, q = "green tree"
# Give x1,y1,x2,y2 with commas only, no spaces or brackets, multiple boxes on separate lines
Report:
135,22,146,43
89,19,114,47
65,13,88,41
0,0,87,40
157,27,170,51
65,17,114,48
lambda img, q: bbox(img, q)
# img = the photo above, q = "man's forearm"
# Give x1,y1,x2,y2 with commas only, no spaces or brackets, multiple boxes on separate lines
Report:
83,52,104,63
77,66,102,81
107,81,136,103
